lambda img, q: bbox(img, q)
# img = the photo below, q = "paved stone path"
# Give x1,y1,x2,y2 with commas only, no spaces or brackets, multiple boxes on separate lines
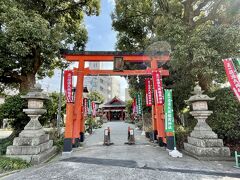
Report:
2,122,240,180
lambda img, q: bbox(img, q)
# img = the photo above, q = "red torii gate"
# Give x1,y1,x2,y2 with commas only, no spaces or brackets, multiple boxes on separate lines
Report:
61,51,172,152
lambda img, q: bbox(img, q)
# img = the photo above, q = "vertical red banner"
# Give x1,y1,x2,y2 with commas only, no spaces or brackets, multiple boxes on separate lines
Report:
152,71,164,105
145,78,153,106
92,101,96,116
132,98,137,113
64,70,73,103
83,98,88,117
223,59,240,102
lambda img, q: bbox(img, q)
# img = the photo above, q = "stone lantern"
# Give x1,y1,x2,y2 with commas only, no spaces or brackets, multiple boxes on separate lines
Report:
6,84,57,164
183,84,231,160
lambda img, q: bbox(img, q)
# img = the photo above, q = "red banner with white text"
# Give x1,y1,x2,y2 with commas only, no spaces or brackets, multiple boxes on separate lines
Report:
92,101,96,116
132,98,137,114
152,71,164,105
145,78,153,106
64,70,73,103
223,58,240,102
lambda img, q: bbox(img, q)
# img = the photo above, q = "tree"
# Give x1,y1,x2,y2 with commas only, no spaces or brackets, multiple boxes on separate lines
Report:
112,0,240,114
0,0,100,92
87,91,104,104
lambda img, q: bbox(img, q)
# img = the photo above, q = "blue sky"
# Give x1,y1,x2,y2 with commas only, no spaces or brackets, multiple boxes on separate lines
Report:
85,0,116,51
39,0,128,100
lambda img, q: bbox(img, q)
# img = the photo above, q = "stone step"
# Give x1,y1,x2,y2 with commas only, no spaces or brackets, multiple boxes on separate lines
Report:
13,134,49,146
7,140,53,155
187,137,223,147
184,143,230,157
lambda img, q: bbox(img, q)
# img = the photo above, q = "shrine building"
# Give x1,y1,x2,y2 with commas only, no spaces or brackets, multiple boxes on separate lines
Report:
102,96,126,121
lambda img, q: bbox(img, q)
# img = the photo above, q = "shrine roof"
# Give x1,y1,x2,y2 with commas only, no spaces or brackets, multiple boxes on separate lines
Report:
102,96,126,108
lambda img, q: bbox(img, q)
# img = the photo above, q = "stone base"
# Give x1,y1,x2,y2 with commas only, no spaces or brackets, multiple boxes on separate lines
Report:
6,122,57,165
184,142,231,161
7,140,53,155
7,146,57,165
182,149,234,161
13,134,50,146
187,137,223,147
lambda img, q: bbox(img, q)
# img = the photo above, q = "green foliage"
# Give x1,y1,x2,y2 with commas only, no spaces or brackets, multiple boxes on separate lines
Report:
87,91,104,104
0,0,100,91
112,0,240,115
0,95,29,131
0,138,13,155
54,136,64,153
39,92,66,127
175,125,191,149
0,92,64,133
207,88,240,145
85,116,102,133
0,156,30,173
125,99,133,115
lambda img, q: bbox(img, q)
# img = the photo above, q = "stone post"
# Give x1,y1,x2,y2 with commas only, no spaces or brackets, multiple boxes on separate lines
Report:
183,84,231,160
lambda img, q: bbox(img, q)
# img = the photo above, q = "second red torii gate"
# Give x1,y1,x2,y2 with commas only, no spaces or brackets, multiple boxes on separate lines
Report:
61,50,171,152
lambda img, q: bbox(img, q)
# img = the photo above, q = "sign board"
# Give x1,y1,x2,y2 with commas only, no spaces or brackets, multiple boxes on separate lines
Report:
130,129,134,135
105,129,109,136
113,57,124,71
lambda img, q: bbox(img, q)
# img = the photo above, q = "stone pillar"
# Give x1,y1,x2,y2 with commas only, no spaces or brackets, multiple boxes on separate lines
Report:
184,84,231,160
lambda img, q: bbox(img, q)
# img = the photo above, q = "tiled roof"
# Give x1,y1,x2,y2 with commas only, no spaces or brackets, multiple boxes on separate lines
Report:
103,96,126,108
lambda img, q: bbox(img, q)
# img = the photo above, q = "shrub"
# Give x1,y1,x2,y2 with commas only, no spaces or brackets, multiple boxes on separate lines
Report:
53,136,64,153
175,125,191,149
207,88,240,150
0,156,30,173
0,95,29,132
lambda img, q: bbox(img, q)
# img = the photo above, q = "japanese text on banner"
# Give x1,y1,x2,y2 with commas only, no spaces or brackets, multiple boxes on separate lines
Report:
223,59,240,102
164,89,175,132
136,93,142,115
152,71,164,105
145,78,152,106
64,70,73,103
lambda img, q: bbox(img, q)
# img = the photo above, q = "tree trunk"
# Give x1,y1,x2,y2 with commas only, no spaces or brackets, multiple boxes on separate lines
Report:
19,73,36,93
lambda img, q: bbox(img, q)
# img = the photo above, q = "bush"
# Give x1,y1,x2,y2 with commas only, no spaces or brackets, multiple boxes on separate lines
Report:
207,88,240,151
0,156,30,173
0,95,29,132
53,136,64,153
175,125,191,149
